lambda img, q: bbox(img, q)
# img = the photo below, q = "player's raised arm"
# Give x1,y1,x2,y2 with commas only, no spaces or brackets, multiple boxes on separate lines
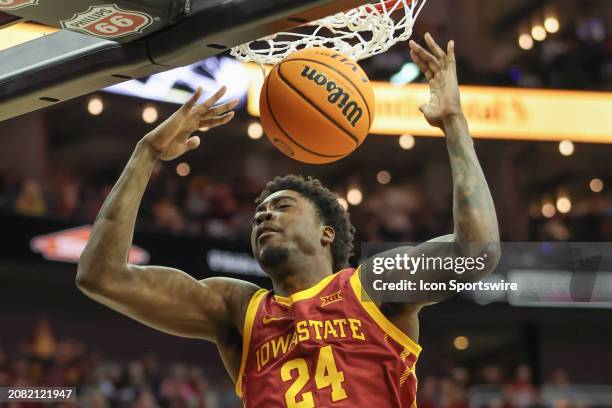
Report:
365,34,501,305
410,34,500,245
76,88,258,342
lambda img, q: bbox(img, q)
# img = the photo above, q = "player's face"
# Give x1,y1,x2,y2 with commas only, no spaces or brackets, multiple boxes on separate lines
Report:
251,190,326,270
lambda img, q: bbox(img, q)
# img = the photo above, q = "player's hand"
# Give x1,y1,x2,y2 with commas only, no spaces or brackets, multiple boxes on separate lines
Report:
409,33,462,129
141,86,238,161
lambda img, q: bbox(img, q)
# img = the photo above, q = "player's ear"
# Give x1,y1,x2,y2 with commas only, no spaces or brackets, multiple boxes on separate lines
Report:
321,226,335,246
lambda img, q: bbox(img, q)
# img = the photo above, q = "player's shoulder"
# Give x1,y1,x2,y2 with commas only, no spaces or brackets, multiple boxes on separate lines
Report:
200,277,262,306
200,276,261,290
199,277,263,331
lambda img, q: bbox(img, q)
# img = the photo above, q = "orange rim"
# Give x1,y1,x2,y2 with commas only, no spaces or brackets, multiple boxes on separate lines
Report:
372,0,413,13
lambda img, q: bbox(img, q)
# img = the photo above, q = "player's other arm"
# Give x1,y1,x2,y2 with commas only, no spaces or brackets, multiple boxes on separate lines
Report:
365,34,500,302
411,33,501,263
76,88,255,342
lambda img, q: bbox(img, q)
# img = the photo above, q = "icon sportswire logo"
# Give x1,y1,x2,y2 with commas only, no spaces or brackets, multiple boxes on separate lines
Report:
60,4,154,39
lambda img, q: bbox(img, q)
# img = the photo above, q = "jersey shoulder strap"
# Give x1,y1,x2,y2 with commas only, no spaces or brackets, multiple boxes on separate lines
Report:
236,288,268,398
349,266,422,357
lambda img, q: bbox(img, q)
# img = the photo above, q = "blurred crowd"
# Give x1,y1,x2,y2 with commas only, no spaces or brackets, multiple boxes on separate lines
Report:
418,364,603,408
1,169,611,244
367,18,612,92
479,27,612,91
0,320,242,408
0,168,450,243
511,20,612,91
1,319,608,408
530,196,612,242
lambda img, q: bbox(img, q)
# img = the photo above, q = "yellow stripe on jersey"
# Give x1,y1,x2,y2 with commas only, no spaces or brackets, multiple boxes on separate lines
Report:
400,347,411,362
236,288,268,398
273,272,339,306
349,267,422,357
399,365,414,387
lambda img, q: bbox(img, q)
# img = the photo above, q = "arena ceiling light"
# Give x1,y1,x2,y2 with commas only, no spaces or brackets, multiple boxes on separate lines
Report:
399,134,415,150
347,188,363,206
544,16,560,34
247,121,264,140
541,202,556,218
556,196,572,214
590,178,603,193
531,24,547,41
559,140,574,156
518,33,534,50
142,105,158,124
176,162,191,177
87,96,104,116
377,171,392,185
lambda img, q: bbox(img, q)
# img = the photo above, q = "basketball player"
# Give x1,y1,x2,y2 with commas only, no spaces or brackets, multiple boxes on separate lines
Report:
77,34,500,406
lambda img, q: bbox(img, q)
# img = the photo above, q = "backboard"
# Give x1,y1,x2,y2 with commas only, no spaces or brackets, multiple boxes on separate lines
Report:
0,0,370,122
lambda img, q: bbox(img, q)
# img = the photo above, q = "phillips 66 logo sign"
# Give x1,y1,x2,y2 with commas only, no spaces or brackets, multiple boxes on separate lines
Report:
0,0,38,10
61,4,154,39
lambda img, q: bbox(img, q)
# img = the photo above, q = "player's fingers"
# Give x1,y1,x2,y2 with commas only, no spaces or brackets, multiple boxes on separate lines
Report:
182,87,202,111
410,50,427,71
410,50,434,80
200,111,235,129
199,86,228,111
202,99,239,118
409,40,436,64
409,40,440,73
447,40,456,65
424,33,447,64
186,136,201,151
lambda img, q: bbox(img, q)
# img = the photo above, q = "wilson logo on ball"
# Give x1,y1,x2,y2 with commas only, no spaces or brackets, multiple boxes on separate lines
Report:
259,47,373,164
301,65,364,128
0,0,38,10
61,5,154,39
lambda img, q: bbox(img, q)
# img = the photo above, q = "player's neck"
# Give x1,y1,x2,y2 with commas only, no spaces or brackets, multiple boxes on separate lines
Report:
269,255,333,297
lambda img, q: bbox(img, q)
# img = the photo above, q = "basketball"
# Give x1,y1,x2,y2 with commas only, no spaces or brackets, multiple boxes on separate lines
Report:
260,47,375,164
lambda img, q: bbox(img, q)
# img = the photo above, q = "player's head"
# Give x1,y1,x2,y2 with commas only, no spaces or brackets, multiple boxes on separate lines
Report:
252,175,355,274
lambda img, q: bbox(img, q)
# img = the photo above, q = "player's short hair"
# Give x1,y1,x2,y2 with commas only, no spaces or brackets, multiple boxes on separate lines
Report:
255,175,355,272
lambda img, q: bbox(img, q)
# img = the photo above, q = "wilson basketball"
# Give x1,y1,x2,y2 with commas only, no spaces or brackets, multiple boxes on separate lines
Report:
260,47,375,164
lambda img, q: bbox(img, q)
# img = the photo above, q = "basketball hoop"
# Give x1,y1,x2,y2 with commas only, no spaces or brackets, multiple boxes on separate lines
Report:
230,0,426,65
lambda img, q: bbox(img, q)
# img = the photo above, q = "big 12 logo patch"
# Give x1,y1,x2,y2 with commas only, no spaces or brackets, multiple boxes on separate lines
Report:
61,4,154,39
0,0,38,11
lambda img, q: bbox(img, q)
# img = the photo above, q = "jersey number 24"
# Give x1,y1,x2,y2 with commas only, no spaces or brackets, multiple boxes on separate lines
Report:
281,345,348,407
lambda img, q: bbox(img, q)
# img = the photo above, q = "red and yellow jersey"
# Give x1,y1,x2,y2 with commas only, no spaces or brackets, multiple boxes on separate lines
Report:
236,267,421,407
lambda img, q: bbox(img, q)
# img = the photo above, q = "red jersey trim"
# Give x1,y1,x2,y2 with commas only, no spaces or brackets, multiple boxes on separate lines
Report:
235,288,267,398
350,267,423,357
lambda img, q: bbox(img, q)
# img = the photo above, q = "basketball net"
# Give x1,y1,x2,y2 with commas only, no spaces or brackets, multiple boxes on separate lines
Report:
230,0,426,66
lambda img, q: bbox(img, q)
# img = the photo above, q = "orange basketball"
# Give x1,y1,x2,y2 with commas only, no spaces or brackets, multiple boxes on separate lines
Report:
260,48,375,164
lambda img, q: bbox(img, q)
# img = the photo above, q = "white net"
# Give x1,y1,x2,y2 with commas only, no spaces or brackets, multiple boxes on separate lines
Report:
230,0,427,65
